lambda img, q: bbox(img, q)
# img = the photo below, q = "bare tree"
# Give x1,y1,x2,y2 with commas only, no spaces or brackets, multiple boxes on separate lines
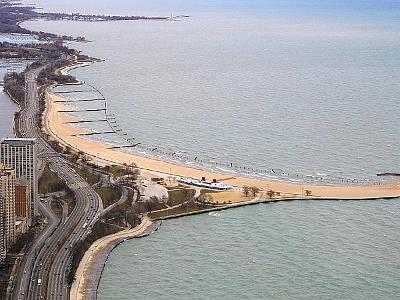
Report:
266,190,275,199
243,186,250,197
124,162,138,177
250,186,260,197
145,196,159,212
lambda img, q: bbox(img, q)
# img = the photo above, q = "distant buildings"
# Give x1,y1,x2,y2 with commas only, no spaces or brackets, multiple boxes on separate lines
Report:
0,138,37,226
0,165,16,261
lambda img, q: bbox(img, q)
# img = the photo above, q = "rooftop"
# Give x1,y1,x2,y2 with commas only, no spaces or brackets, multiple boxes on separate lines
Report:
1,138,36,147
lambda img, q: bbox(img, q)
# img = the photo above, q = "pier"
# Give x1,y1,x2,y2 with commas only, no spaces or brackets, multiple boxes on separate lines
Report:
66,119,108,124
54,98,105,103
73,131,116,137
107,143,141,149
55,89,94,94
58,108,106,113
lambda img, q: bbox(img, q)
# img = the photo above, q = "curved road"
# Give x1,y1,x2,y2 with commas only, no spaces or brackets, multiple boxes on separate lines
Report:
13,67,103,299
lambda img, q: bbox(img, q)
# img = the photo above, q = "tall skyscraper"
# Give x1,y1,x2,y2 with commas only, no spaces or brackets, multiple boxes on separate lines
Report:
0,164,16,261
0,138,37,226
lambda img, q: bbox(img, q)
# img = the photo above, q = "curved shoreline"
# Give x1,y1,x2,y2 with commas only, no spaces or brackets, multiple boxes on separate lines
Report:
70,216,158,300
42,62,400,200
44,61,400,300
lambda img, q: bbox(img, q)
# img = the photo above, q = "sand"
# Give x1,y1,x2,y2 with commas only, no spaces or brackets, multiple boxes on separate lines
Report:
203,190,252,204
44,92,400,200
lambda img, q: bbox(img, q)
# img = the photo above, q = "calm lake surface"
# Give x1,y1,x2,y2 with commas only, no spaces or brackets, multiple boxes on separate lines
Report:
0,61,30,138
98,201,400,300
23,0,400,181
21,0,400,298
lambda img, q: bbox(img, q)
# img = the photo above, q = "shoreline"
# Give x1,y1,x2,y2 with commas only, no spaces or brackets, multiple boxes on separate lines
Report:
71,194,400,300
154,194,400,221
42,62,400,200
42,62,400,300
70,216,157,300
5,3,400,299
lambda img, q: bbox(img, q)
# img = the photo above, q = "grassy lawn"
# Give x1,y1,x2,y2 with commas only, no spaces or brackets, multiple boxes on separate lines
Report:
50,200,63,218
95,186,122,208
149,202,214,219
166,188,195,207
200,189,248,204
38,166,67,194
75,166,101,185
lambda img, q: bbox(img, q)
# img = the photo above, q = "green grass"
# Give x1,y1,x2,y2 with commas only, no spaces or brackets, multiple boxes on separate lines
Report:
38,166,67,194
149,202,213,219
166,189,195,207
75,167,101,185
95,186,122,208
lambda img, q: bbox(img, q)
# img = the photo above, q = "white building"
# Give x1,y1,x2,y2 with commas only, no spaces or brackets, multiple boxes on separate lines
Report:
0,138,37,226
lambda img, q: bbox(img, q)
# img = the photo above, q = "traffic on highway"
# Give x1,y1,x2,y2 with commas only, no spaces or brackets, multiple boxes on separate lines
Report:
13,67,103,299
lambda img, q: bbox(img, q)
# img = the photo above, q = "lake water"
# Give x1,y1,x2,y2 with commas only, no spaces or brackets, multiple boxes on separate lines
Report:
23,0,400,182
20,1,400,298
97,200,400,300
0,61,30,138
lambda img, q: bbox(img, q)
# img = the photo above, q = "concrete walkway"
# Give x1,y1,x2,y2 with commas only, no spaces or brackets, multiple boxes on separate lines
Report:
101,186,128,216
70,216,155,300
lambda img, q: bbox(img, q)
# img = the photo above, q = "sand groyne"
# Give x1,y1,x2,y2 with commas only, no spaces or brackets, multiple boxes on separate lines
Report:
43,88,400,200
49,61,399,300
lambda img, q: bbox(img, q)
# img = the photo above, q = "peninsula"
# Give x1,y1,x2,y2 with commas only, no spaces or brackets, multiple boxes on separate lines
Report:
1,0,399,299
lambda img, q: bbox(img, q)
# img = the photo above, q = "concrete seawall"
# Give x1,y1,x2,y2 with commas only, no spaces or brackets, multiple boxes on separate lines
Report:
154,195,400,221
70,217,161,300
71,193,400,300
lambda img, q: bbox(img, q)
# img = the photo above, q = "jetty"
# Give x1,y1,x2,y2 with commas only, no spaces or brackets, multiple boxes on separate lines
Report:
54,98,105,103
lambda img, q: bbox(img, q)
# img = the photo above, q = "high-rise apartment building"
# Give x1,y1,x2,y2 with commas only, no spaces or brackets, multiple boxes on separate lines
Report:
15,178,30,221
0,164,16,261
0,138,37,226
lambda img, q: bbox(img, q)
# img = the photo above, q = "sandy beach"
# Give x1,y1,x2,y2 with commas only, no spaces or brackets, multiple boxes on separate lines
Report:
44,92,400,200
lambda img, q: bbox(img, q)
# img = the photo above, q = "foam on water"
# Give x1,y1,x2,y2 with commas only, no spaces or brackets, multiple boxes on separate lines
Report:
22,3,400,181
97,200,400,300
17,1,400,298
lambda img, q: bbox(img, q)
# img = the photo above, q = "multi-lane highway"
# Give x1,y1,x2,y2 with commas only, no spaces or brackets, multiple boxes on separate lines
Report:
13,67,103,299
12,200,58,300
